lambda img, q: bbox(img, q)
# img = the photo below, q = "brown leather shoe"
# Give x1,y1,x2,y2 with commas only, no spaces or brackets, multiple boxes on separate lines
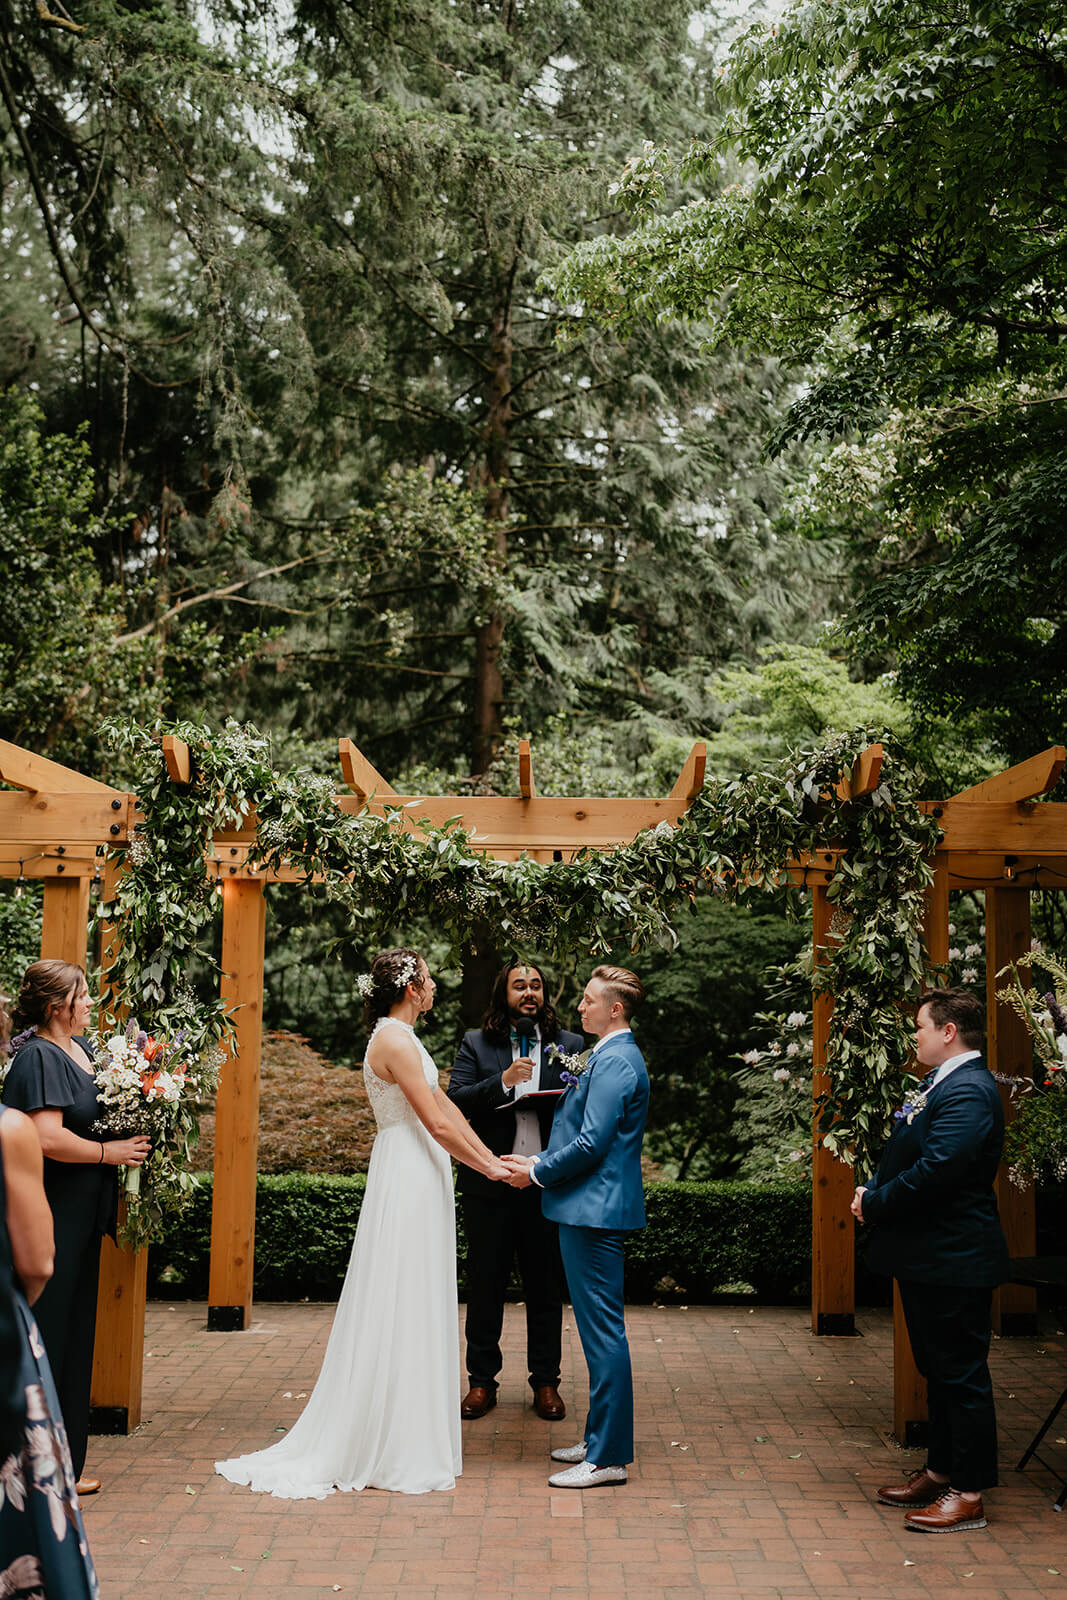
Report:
532,1384,566,1421
74,1477,102,1496
461,1385,497,1420
877,1467,950,1507
905,1490,987,1533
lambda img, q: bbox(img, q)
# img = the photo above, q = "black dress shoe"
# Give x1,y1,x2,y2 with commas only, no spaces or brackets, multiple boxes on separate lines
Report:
461,1385,497,1419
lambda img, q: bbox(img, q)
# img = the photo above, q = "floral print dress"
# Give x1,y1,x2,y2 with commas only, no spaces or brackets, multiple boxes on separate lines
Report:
0,1107,98,1597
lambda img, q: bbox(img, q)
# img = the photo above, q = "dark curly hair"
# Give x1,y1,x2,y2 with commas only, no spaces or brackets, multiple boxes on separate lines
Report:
481,957,563,1046
361,947,427,1033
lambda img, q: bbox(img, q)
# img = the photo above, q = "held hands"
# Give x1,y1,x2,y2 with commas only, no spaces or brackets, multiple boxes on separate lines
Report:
502,1056,536,1090
850,1186,867,1223
106,1135,151,1168
499,1155,534,1189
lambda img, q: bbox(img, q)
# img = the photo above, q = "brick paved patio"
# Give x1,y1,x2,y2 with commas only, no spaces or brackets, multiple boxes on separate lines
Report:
82,1301,1067,1598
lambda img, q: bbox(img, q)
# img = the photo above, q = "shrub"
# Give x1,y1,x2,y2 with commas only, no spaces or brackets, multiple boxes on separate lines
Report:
150,1175,813,1303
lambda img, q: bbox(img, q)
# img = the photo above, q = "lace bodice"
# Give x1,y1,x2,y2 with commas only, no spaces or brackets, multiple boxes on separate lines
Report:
363,1018,439,1131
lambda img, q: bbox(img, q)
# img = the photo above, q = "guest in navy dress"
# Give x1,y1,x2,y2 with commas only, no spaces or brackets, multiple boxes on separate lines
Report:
0,1100,99,1596
2,961,149,1493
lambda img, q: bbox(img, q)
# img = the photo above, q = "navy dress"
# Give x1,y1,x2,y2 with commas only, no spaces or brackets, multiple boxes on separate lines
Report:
1,1040,116,1482
0,1107,99,1596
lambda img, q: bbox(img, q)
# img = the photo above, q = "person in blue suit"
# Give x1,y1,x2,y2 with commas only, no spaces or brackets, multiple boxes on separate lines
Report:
852,987,1010,1534
502,965,649,1489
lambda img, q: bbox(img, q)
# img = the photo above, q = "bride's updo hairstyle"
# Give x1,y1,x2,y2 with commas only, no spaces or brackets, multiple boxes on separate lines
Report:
361,947,425,1032
11,959,86,1036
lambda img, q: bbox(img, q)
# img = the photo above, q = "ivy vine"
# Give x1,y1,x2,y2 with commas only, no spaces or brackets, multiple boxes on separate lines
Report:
102,718,941,1174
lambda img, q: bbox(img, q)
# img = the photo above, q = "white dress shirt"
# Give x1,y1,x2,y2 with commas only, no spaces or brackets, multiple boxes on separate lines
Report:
928,1047,981,1089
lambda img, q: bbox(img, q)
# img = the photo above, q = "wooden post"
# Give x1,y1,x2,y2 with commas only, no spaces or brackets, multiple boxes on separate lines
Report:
891,856,949,1443
986,886,1038,1335
39,876,90,964
208,877,266,1330
89,865,150,1435
811,883,855,1335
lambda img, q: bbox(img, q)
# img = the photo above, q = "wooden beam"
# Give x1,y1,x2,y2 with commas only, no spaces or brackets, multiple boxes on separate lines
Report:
810,883,855,1335
338,738,395,801
0,792,132,847
835,743,884,803
208,877,267,1330
0,738,121,796
90,1227,148,1434
893,1287,927,1446
339,792,691,851
162,734,192,784
951,746,1066,804
40,878,91,966
518,738,536,800
669,742,707,805
921,799,1067,853
891,857,951,1442
986,888,1037,1336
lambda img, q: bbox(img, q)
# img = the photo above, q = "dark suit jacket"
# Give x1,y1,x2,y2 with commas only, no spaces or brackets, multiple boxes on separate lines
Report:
447,1026,585,1197
862,1057,1011,1287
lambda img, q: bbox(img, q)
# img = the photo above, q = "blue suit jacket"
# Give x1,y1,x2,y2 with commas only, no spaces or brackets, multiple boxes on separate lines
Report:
862,1057,1011,1287
534,1030,649,1232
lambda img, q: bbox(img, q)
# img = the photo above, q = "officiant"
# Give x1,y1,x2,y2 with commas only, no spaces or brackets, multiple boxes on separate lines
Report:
447,958,584,1421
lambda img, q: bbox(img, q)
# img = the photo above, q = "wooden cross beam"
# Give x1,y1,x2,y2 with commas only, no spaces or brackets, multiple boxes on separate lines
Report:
338,738,396,801
0,738,121,796
670,742,707,804
950,746,1066,804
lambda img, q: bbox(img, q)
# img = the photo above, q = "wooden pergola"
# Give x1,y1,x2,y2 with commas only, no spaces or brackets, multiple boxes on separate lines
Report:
0,733,1063,1444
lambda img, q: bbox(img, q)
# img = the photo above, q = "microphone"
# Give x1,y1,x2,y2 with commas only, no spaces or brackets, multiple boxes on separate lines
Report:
514,1015,536,1053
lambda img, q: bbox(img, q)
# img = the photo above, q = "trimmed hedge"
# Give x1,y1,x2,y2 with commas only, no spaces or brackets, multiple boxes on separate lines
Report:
149,1175,813,1303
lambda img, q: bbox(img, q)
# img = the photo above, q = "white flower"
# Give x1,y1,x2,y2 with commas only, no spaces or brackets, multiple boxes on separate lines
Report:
786,1041,800,1058
962,968,979,984
786,1011,808,1028
769,1042,781,1056
787,1149,804,1163
356,973,374,999
948,947,962,961
1059,1035,1067,1062
948,923,957,935
741,1050,760,1065
964,944,982,960
773,1067,791,1082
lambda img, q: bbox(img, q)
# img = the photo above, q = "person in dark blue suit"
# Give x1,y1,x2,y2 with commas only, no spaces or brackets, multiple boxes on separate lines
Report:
853,987,1010,1533
447,960,584,1421
502,965,649,1489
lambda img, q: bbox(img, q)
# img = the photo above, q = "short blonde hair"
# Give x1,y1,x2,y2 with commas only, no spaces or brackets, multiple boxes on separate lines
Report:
590,965,645,1020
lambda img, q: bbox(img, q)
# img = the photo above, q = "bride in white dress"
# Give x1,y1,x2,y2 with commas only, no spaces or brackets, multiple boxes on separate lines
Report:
215,947,509,1497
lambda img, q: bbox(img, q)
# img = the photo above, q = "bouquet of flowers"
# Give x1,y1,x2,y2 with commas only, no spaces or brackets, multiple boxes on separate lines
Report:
93,1021,223,1248
996,951,1067,1185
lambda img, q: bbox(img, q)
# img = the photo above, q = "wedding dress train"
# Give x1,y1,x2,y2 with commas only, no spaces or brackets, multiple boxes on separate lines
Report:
215,1018,462,1496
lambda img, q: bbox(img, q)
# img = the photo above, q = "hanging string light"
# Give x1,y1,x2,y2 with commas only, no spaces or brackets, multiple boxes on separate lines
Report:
14,860,25,900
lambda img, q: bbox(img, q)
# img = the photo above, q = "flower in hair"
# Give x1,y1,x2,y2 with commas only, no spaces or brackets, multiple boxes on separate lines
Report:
4,1024,38,1058
356,973,375,999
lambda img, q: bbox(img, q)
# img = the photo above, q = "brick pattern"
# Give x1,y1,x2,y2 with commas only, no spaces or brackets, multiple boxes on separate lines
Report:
82,1302,1067,1598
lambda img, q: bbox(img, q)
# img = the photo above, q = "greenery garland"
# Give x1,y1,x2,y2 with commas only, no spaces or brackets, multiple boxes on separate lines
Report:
101,717,941,1218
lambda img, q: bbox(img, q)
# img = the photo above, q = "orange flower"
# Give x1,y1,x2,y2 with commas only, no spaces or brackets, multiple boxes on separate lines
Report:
142,1070,160,1095
143,1036,164,1062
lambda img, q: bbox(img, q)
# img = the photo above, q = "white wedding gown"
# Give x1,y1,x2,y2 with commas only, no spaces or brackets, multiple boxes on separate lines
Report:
215,1017,462,1496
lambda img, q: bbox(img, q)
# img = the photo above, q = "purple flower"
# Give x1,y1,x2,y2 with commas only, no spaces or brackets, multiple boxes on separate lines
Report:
135,1030,148,1050
1044,992,1067,1037
560,1071,578,1086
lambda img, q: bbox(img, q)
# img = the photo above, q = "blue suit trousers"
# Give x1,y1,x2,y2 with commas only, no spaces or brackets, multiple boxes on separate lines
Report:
558,1223,633,1467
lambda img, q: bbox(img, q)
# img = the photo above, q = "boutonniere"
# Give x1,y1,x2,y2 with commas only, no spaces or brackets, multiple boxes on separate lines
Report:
548,1044,592,1085
893,1090,928,1125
